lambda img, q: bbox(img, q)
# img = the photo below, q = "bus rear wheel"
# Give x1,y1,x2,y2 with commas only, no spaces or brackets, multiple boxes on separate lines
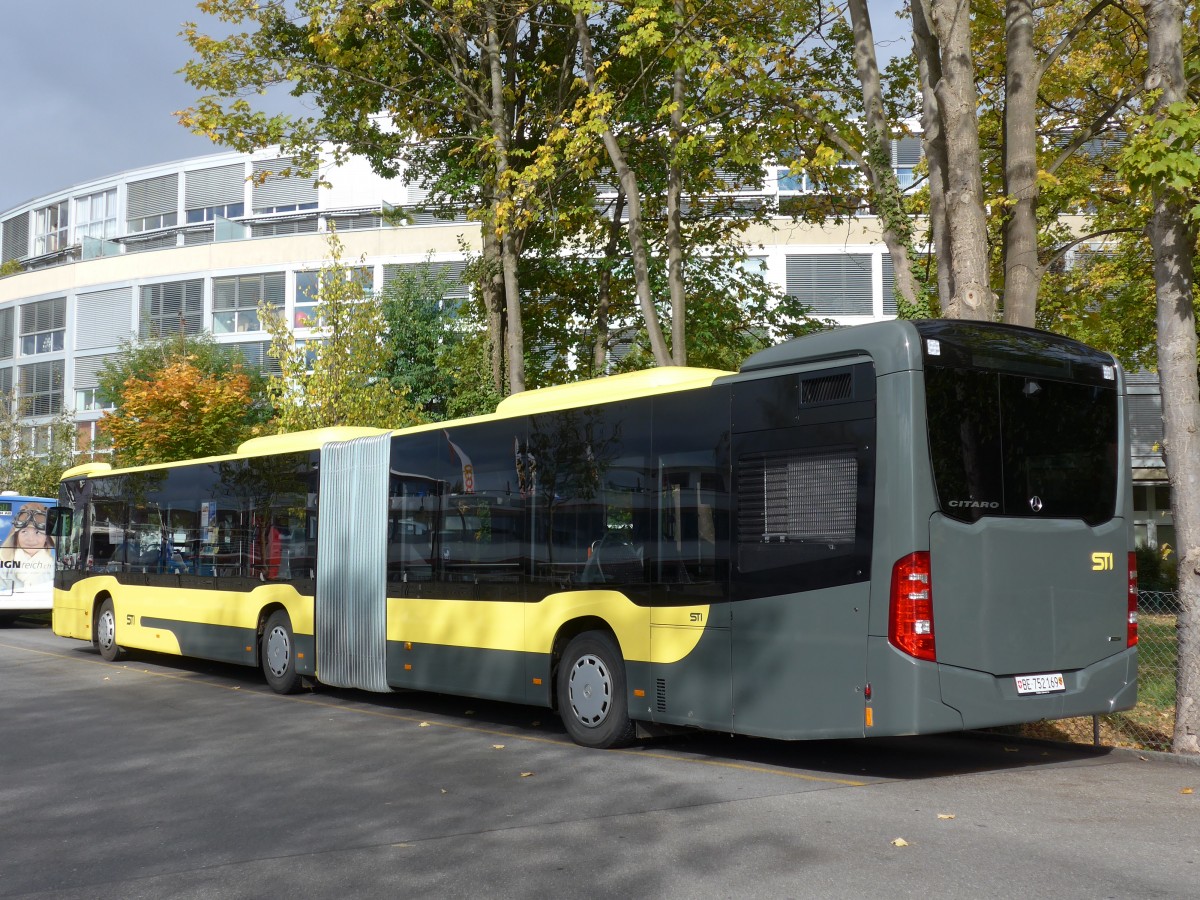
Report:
95,598,123,662
557,631,635,749
261,610,301,694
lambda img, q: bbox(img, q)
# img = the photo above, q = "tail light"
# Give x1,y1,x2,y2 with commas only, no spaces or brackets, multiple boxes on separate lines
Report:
1127,551,1139,647
889,551,936,662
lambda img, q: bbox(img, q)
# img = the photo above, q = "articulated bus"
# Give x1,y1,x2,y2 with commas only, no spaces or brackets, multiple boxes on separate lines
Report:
1,492,57,625
51,320,1137,747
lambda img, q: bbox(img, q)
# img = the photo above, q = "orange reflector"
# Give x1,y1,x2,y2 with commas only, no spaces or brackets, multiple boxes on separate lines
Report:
245,646,252,653
405,642,413,651
297,652,304,659
532,677,542,685
404,663,412,671
865,707,874,728
633,689,645,698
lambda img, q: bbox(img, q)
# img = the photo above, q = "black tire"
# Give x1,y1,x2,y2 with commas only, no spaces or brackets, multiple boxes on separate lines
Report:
557,631,636,749
261,610,301,694
95,598,123,662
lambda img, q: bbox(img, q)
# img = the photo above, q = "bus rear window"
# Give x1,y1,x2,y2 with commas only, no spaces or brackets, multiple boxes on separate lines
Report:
924,366,1119,526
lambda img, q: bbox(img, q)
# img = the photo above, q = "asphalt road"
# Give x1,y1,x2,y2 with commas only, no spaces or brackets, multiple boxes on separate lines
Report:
1,616,1196,900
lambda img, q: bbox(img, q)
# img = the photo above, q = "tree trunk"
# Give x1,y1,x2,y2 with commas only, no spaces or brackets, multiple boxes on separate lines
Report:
487,4,525,393
575,10,673,367
479,220,506,395
847,0,922,312
911,0,953,311
666,0,687,364
928,0,993,320
1001,0,1041,328
1142,0,1200,755
593,187,627,374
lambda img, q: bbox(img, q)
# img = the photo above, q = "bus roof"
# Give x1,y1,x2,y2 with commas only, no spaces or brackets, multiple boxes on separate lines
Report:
59,369,735,483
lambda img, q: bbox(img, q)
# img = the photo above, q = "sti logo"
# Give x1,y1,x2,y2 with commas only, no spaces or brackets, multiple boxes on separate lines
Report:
1091,551,1114,571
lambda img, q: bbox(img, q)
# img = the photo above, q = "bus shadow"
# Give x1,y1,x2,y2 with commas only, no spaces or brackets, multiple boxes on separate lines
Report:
96,647,1113,782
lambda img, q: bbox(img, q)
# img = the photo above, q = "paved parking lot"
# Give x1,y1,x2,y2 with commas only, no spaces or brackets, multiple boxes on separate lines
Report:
1,619,1196,899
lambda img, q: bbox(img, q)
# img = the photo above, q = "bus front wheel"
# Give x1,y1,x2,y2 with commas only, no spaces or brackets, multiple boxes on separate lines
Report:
261,610,301,694
96,599,123,662
557,631,636,749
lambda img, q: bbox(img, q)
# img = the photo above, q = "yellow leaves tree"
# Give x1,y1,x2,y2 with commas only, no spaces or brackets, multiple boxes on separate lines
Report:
262,234,424,433
99,360,263,467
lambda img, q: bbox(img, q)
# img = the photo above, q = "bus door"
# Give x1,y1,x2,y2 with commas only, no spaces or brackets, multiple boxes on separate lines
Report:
315,433,391,692
648,449,732,732
729,366,876,739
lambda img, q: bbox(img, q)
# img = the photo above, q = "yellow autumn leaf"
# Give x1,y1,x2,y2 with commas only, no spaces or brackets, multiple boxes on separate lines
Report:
520,772,535,778
937,814,956,820
1182,788,1194,795
891,838,909,847
492,744,505,750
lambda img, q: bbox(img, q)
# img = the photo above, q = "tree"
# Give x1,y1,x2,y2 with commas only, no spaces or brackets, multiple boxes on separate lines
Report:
263,234,424,432
182,0,593,394
913,0,993,320
1126,0,1200,754
378,259,465,421
99,360,264,467
0,397,76,498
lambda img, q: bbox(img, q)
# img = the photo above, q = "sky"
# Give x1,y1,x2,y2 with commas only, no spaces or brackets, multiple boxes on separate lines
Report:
0,1,220,212
0,1,912,214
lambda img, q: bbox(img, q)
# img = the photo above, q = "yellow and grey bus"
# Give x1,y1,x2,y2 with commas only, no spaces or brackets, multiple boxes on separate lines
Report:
51,320,1137,748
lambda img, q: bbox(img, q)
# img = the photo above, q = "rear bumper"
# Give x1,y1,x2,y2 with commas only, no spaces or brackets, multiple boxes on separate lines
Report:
939,645,1137,730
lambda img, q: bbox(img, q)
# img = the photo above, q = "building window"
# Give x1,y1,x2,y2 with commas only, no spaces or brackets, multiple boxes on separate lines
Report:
18,360,64,416
19,424,57,456
0,366,11,413
33,201,69,255
256,202,318,215
75,387,115,413
128,211,178,233
20,298,66,355
293,267,372,329
187,202,245,224
140,280,203,339
75,420,113,456
213,272,283,334
0,307,13,360
72,189,118,243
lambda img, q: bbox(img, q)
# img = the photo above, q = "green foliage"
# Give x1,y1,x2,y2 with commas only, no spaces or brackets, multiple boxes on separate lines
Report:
378,259,463,420
263,234,425,432
0,400,77,498
1123,99,1200,224
0,259,23,278
1135,542,1179,594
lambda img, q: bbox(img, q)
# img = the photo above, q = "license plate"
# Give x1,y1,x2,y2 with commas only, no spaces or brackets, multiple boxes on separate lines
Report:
1015,672,1065,695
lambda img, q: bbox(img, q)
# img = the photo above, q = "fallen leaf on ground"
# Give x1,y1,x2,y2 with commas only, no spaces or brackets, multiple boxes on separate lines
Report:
419,722,430,727
520,772,535,777
1182,788,1194,795
891,838,909,847
492,744,505,750
937,814,955,820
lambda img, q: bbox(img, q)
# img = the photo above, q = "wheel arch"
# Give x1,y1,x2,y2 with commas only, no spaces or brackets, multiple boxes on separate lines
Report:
549,615,619,711
90,591,114,646
254,600,290,666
